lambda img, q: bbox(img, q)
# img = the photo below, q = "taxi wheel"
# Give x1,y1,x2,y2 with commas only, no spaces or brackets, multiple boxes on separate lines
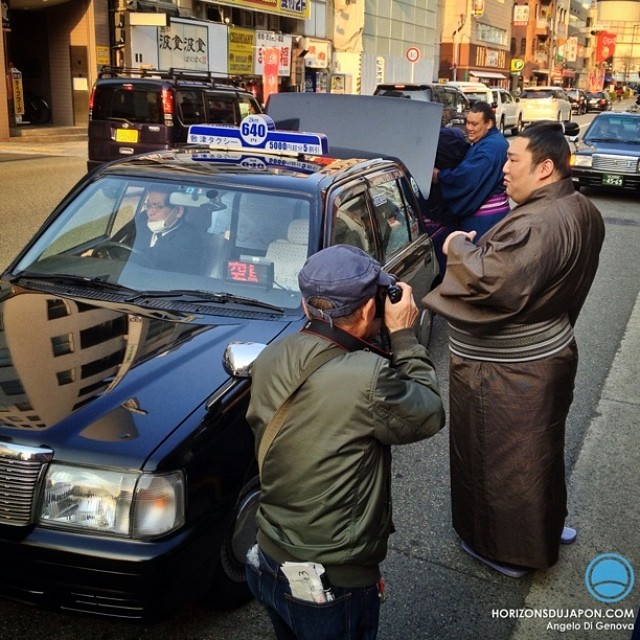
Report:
205,475,260,610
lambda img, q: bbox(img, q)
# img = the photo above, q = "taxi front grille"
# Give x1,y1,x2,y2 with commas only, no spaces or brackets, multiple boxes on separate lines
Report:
0,443,53,526
592,154,639,174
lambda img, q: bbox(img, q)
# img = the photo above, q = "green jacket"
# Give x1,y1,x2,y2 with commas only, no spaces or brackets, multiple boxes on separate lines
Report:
246,326,445,587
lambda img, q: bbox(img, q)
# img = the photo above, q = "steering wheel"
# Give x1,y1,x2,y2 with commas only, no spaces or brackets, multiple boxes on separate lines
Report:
92,240,135,261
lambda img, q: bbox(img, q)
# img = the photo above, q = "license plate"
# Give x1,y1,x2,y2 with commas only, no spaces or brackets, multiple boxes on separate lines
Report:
115,129,139,143
602,174,623,187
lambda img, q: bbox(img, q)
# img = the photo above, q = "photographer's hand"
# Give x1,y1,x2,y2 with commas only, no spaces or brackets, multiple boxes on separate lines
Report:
384,282,418,333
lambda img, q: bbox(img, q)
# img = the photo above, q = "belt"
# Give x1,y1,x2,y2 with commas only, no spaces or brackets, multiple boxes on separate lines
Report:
449,315,574,363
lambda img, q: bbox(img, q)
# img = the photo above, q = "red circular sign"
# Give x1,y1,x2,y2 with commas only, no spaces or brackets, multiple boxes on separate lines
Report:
406,47,421,63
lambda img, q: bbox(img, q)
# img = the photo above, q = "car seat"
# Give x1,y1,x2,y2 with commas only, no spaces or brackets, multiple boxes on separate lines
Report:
265,219,309,291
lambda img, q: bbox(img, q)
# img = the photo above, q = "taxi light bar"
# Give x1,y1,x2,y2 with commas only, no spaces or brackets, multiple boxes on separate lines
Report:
188,114,328,157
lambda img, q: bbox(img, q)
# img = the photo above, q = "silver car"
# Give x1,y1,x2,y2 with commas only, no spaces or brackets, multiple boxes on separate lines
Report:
519,86,572,124
491,88,524,135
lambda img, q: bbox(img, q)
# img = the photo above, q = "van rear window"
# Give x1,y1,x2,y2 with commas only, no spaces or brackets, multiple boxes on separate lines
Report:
92,87,163,124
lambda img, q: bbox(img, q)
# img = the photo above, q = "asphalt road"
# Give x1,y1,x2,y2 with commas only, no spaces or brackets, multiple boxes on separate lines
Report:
0,137,638,640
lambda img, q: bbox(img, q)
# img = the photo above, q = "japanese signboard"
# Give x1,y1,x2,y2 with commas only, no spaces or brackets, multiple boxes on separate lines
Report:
304,39,330,69
262,47,280,104
158,21,208,70
512,4,529,26
254,31,292,76
215,0,309,21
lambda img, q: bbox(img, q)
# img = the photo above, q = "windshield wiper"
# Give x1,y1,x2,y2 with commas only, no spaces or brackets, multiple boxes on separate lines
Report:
10,271,138,294
126,289,285,313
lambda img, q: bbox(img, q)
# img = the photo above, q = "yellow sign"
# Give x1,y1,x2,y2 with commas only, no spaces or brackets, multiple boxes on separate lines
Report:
510,58,525,72
96,46,110,67
12,71,25,116
228,28,255,75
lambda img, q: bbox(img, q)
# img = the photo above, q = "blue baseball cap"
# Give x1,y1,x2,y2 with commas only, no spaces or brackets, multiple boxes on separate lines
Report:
298,245,394,318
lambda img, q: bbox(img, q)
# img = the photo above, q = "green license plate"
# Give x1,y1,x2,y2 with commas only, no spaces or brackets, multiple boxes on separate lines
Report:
115,129,139,143
602,174,623,187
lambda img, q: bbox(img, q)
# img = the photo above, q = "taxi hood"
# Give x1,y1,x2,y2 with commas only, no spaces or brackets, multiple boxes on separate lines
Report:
0,289,292,468
266,93,443,201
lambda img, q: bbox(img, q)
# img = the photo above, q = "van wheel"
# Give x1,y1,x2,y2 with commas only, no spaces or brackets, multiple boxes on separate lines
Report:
511,116,523,136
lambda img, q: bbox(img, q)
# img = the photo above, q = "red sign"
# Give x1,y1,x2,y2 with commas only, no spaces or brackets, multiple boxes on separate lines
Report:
595,32,616,63
406,47,421,63
262,46,280,105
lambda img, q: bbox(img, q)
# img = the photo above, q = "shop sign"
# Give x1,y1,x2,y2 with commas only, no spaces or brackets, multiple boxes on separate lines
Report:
565,37,577,63
228,28,255,75
512,4,529,26
216,0,310,21
159,21,208,70
262,47,280,104
2,0,10,31
304,39,330,69
255,31,292,76
96,46,110,67
472,0,484,18
595,32,616,63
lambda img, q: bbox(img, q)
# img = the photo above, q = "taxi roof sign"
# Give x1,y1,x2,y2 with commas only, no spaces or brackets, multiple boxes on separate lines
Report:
188,114,328,157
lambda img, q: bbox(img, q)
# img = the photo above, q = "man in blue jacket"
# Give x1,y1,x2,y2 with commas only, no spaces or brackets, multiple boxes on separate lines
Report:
432,101,510,240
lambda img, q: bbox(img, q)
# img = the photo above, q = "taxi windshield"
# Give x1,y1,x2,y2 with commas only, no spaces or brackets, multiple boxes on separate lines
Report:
14,176,312,312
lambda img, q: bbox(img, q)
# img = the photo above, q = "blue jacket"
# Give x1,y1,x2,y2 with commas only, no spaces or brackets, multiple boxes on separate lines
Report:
438,127,509,232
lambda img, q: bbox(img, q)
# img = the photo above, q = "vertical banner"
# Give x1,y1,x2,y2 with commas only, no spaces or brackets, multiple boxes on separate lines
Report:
262,47,280,105
595,32,616,64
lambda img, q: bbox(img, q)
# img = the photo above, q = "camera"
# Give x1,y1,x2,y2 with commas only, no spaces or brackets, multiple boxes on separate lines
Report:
387,284,402,304
375,283,402,317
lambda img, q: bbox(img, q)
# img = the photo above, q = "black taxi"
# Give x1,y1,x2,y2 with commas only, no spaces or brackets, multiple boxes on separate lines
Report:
0,97,440,621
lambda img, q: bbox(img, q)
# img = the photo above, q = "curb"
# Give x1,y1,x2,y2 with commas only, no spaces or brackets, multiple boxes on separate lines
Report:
511,292,640,639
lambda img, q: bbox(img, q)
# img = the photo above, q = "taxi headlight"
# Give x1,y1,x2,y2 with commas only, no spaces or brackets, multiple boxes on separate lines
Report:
572,155,593,168
39,464,185,538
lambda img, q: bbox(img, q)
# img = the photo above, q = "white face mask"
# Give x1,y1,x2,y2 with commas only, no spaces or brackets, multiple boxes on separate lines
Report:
147,219,165,234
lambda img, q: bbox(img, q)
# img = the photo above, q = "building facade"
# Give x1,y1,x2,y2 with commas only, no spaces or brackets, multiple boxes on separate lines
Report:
2,0,639,139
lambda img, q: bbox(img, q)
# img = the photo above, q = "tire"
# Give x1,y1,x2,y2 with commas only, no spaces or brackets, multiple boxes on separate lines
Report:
204,475,260,610
27,97,51,125
511,115,523,136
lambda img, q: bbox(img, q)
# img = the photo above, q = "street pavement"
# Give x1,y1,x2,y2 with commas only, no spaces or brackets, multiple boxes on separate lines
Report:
0,111,638,639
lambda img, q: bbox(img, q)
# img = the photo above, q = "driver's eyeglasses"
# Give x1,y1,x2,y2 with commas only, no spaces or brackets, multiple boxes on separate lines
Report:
146,202,169,210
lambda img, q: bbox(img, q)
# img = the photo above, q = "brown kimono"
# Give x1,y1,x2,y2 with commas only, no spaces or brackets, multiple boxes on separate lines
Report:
423,178,605,569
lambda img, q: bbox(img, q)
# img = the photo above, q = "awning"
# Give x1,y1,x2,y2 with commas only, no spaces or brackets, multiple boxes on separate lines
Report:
470,71,507,80
532,69,550,75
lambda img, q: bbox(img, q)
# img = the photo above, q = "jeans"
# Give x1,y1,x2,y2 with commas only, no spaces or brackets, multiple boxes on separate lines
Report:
245,545,381,640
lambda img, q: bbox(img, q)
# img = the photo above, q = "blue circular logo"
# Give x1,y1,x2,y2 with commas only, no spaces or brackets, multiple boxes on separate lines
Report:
585,553,635,603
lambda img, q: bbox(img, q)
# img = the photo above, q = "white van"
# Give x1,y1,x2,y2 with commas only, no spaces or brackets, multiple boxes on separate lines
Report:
446,82,493,107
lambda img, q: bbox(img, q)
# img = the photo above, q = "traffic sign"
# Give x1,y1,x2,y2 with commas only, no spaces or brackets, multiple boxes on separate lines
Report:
511,58,525,72
406,47,421,64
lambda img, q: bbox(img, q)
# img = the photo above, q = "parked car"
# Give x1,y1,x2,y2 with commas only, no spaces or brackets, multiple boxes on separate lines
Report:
570,111,640,192
518,86,572,124
0,97,440,621
585,91,612,112
446,81,493,106
566,88,588,115
88,66,263,172
491,87,524,135
373,82,470,129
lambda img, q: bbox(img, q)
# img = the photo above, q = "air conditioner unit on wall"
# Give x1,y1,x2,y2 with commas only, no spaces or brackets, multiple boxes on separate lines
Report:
255,12,268,29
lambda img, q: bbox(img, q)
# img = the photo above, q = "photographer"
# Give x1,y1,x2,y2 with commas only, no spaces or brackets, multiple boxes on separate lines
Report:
245,245,445,640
